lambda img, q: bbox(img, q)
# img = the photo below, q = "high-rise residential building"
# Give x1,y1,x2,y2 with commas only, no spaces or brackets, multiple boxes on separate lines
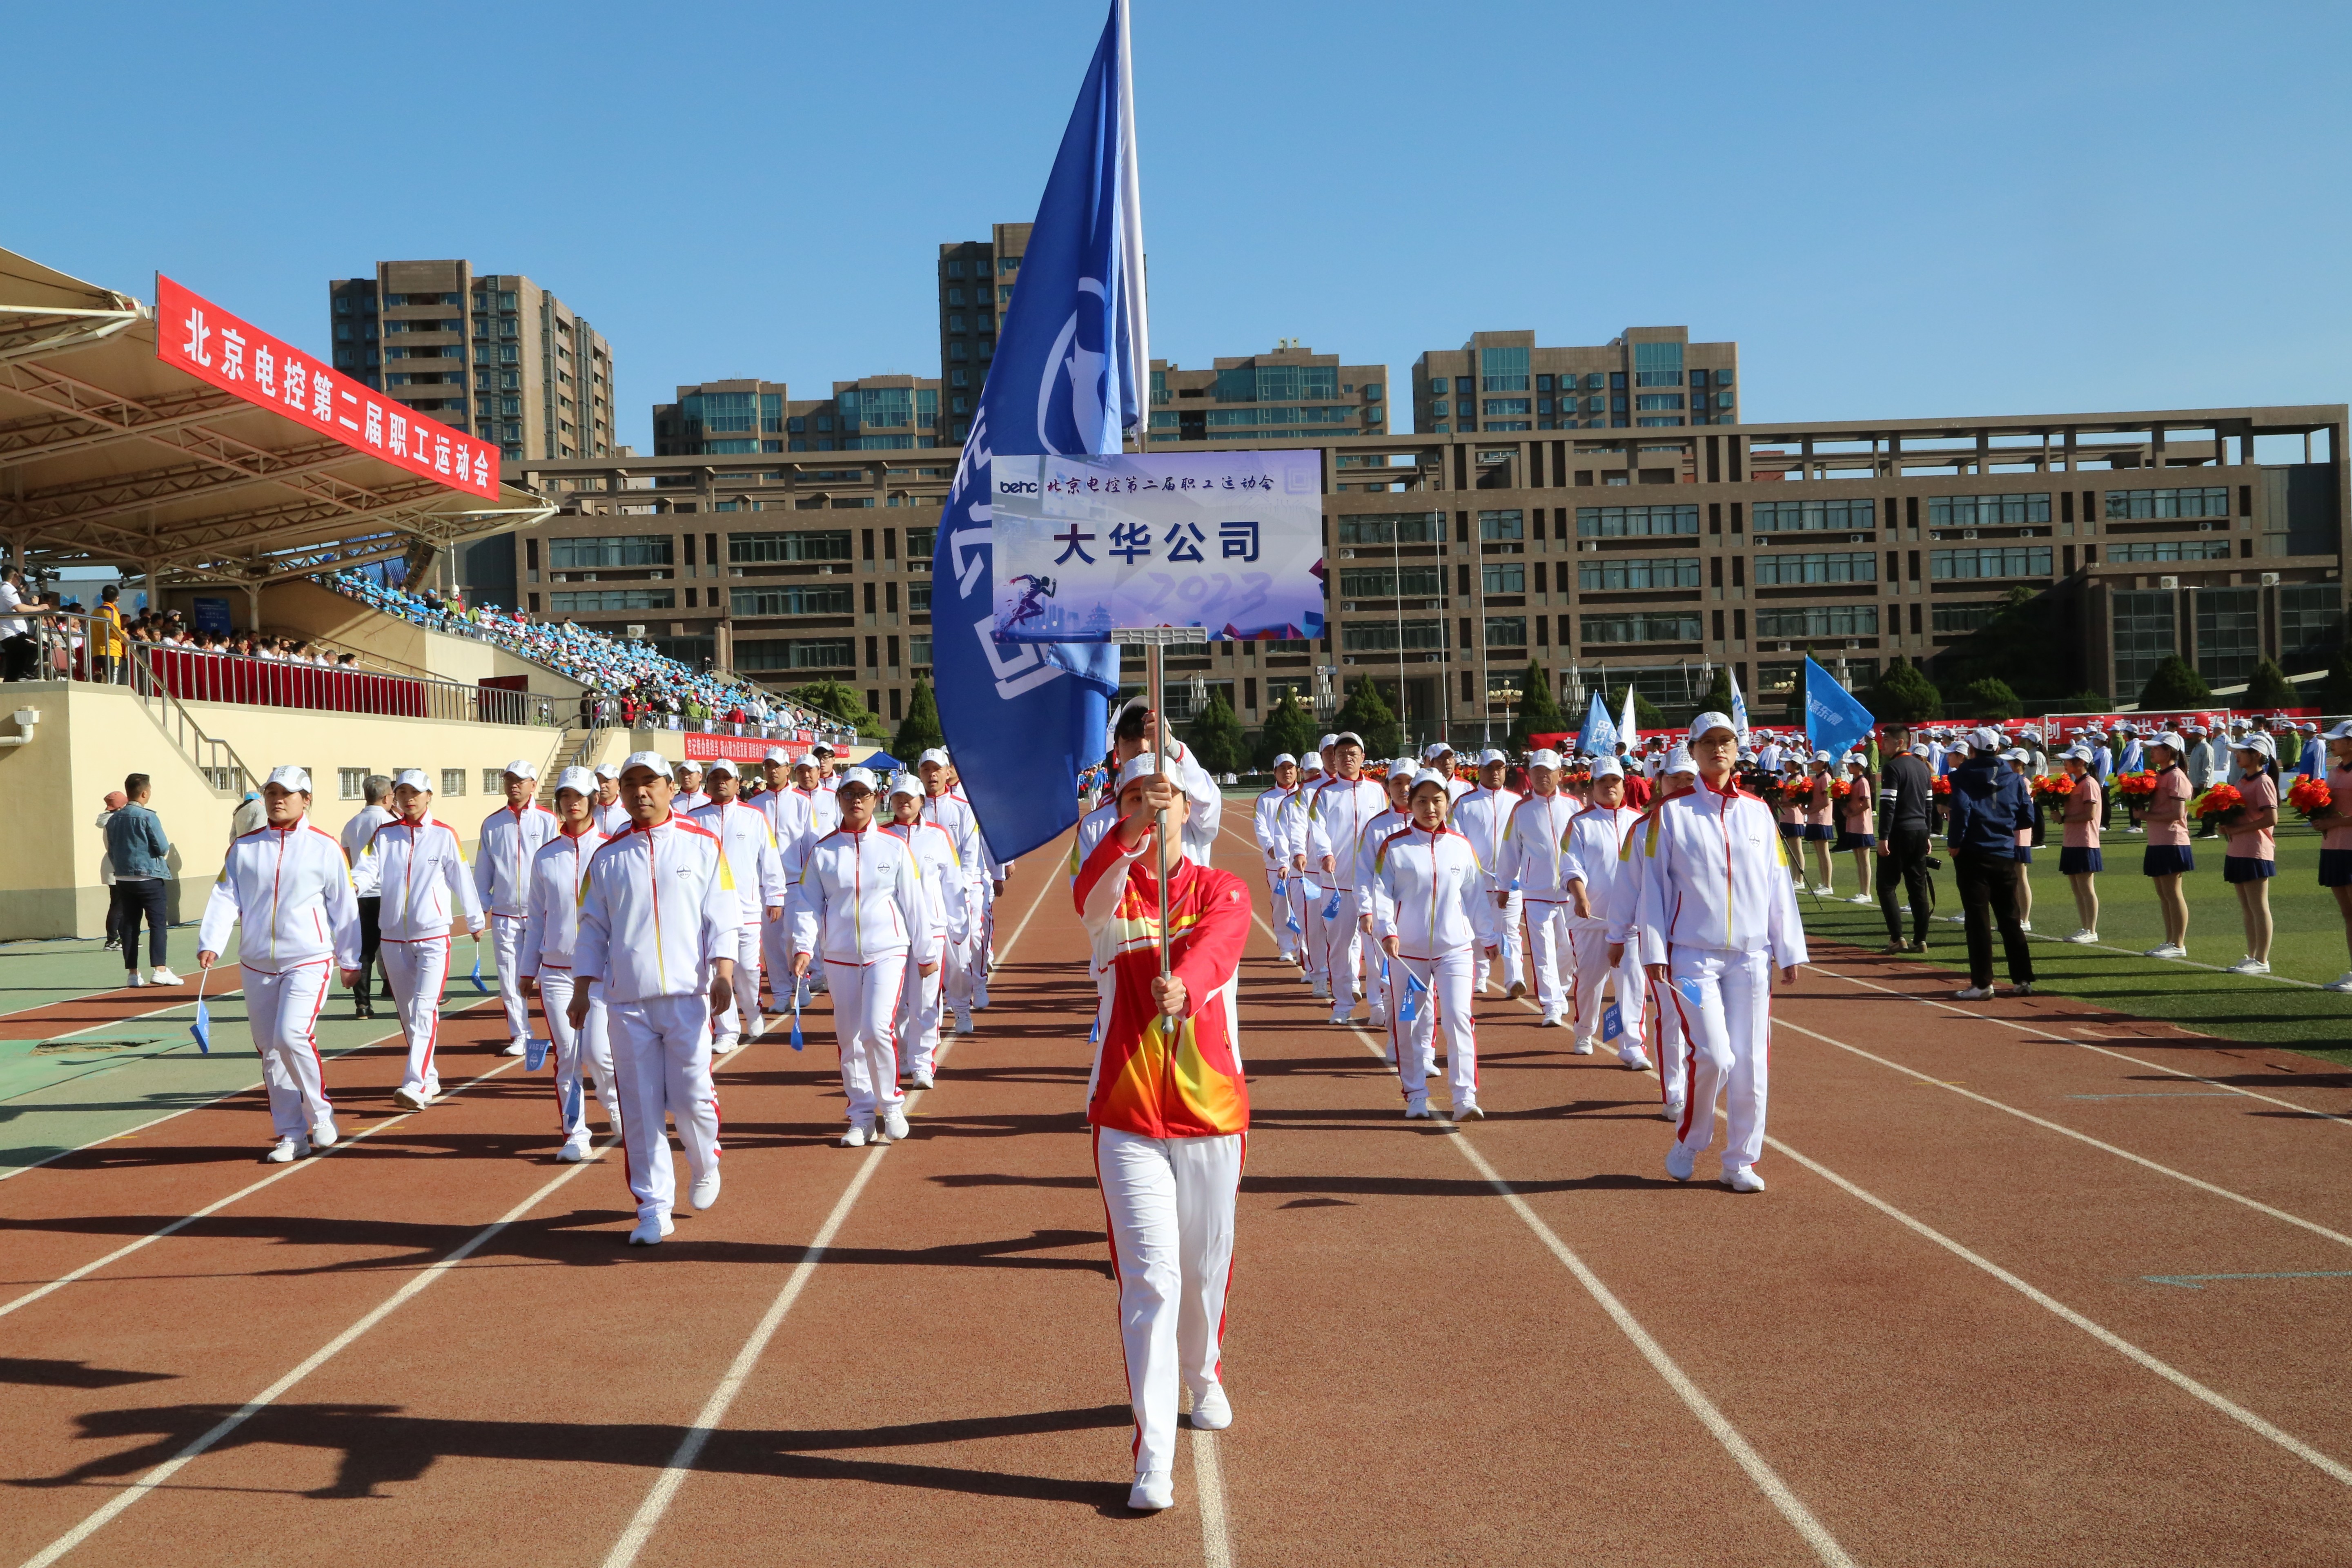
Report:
327,260,615,467
652,374,942,459
653,380,791,456
1414,327,1737,436
1148,343,1389,445
936,223,1030,443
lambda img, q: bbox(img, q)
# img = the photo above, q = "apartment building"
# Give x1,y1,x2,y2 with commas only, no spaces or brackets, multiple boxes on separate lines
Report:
651,376,944,457
936,223,1030,443
1148,342,1389,445
1414,327,1738,437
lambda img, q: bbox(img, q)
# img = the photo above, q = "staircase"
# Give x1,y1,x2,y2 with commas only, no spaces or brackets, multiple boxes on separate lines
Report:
535,726,614,805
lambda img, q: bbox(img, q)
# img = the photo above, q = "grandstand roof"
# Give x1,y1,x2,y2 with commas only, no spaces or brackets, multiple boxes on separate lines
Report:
0,247,553,588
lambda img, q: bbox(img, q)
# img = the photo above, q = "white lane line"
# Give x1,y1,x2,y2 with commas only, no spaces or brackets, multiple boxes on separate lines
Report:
1809,961,2352,1130
16,985,245,1043
16,1142,613,1568
602,863,1076,1568
0,1056,523,1322
1191,1424,1234,1568
1770,1017,2352,1252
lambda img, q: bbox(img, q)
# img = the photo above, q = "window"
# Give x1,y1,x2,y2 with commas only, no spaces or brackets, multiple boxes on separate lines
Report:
338,768,369,801
1428,378,1449,395
1364,383,1381,401
1000,254,1021,273
1751,497,1879,534
1482,563,1525,594
1754,605,1879,638
550,589,675,612
1575,504,1699,538
1431,401,1449,418
729,530,852,563
907,582,932,614
2111,590,2176,696
1580,612,1704,644
1337,566,1445,598
1340,619,1444,652
1633,340,1685,386
1635,394,1685,411
1478,509,1524,541
2195,587,2261,684
483,768,507,796
1753,551,1877,584
439,768,467,797
1483,616,1527,646
904,526,938,560
733,638,857,671
1930,546,2053,580
1927,492,2052,527
1335,512,1443,546
2104,486,2229,521
909,634,932,666
1635,417,1683,428
1482,399,1530,416
2105,539,2233,562
731,584,854,616
2281,584,2343,670
1577,556,1702,591
549,535,671,569
1479,346,1529,392
1932,603,2002,635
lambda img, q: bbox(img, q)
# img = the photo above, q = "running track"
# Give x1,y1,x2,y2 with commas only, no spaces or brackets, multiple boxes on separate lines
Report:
2,822,2350,1566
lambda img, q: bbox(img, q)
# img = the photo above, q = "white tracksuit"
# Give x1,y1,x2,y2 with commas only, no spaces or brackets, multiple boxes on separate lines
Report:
1561,803,1647,1063
1631,782,1809,1178
594,798,633,838
517,824,622,1146
692,798,788,1046
1494,792,1580,1020
572,815,738,1225
353,815,485,1099
1268,788,1315,967
884,819,967,1082
476,801,561,1044
1251,786,1298,959
1305,776,1389,1016
920,791,987,1017
1450,784,1525,992
1604,806,1687,1111
757,786,818,1005
1352,804,1409,1028
1372,823,1483,1110
199,818,361,1140
789,826,938,1128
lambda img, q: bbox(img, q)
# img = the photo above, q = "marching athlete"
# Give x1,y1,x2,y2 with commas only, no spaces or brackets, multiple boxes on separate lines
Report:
691,758,788,1055
1494,750,1580,1028
354,768,485,1111
1560,757,1652,1069
570,751,739,1246
791,767,939,1146
673,760,710,814
1251,755,1302,962
1608,746,1697,1122
1372,770,1485,1119
516,766,621,1163
883,777,967,1090
197,766,361,1162
592,762,631,837
475,759,560,1056
1304,732,1386,1025
1631,713,1808,1192
1451,748,1524,998
916,748,987,1033
1351,760,1417,1033
1074,756,1250,1515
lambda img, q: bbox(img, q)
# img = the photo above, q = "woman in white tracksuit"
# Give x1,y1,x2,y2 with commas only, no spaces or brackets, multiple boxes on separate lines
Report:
690,758,789,1056
1250,755,1302,962
790,767,940,1146
1351,761,1417,1033
1372,771,1486,1120
1560,757,1652,1070
883,777,967,1091
1606,748,1697,1123
1494,749,1581,1029
517,766,621,1163
353,768,486,1111
1630,713,1809,1193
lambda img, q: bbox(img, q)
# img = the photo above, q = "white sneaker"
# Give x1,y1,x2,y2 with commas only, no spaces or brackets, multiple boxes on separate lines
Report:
1848,893,1874,904
1537,1012,1563,1029
122,972,146,988
690,1167,722,1210
310,1119,339,1149
1666,1143,1695,1182
392,1086,430,1111
1480,978,1497,996
1506,980,1528,1000
880,1107,911,1143
557,1135,590,1163
2018,920,2033,932
1620,1046,1653,1071
911,1072,935,1091
840,1122,871,1148
147,967,185,987
1404,1098,1432,1119
1570,1036,1597,1056
1368,1010,1388,1029
1811,884,1834,897
626,1215,674,1246
2066,929,2099,944
264,1135,307,1163
2327,972,2352,994
1661,1098,1685,1125
1129,1471,1175,1512
1189,1384,1232,1430
1725,1165,1767,1193
953,1006,973,1033
2145,943,2186,960
710,1035,739,1058
2225,958,2271,976
1328,1009,1353,1026
747,1012,765,1042
1311,982,1330,1000
1954,985,1995,1000
501,1038,529,1057
1452,1100,1484,1120
1946,914,1967,924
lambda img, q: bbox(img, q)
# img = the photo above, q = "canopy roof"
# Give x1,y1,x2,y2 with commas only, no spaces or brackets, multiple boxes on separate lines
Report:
0,247,550,588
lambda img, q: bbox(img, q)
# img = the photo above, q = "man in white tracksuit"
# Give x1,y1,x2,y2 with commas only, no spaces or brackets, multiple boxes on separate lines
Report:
883,778,965,1090
475,759,561,1056
673,760,710,815
1351,761,1417,1033
1304,732,1387,1024
1494,750,1581,1028
1293,733,1341,994
916,748,987,1034
198,766,362,1161
691,757,788,1055
592,763,631,837
1608,746,1697,1123
1449,748,1523,998
517,766,621,1163
1250,755,1302,963
354,769,486,1110
570,750,739,1245
757,747,817,1009
1560,757,1653,1070
1631,712,1809,1193
791,767,938,1145
1372,770,1486,1120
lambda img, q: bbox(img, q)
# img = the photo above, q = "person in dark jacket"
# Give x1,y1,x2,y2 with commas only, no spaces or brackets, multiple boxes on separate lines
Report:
1874,724,1937,953
103,773,180,987
1945,727,2036,998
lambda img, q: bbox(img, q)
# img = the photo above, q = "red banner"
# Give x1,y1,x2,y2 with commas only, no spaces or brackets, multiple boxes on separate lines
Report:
155,275,499,501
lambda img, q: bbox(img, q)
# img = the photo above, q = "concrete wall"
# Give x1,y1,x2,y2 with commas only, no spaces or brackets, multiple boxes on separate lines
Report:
0,680,576,941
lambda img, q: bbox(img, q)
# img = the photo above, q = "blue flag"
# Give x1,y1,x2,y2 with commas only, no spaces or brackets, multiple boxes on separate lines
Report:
929,0,1144,860
188,999,210,1055
1573,690,1617,759
1804,657,1875,763
470,938,489,994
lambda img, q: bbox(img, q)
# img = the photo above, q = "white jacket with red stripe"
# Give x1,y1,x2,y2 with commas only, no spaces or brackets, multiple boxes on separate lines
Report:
1370,824,1482,955
516,824,607,975
1629,781,1809,967
789,824,936,965
354,815,486,941
199,815,362,974
572,813,739,1004
691,798,788,925
475,801,561,916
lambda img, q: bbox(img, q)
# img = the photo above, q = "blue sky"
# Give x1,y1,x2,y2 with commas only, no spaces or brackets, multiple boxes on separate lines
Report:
9,0,2349,453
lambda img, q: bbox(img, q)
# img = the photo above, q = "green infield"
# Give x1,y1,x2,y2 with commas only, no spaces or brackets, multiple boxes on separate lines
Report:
1793,821,2352,1065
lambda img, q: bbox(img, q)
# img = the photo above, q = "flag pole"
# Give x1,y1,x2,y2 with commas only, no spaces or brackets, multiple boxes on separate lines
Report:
1149,636,1173,1000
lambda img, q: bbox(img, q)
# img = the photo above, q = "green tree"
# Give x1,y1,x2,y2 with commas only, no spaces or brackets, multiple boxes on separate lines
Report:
1965,676,2021,719
1508,662,1565,750
2053,689,2111,713
1258,693,1318,767
891,679,945,758
1185,688,1247,777
2324,648,2352,714
2136,654,2214,710
2244,657,2298,710
789,679,884,736
1336,678,1405,760
1866,657,1942,723
1698,665,1737,718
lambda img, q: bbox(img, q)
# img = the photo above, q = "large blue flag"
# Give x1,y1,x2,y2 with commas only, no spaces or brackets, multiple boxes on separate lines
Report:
1573,689,1617,758
929,0,1142,859
1804,657,1875,762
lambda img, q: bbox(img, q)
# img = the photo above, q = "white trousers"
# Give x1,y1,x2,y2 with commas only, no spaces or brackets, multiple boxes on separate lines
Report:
245,960,334,1138
1473,889,1526,991
896,936,947,1080
1523,899,1572,1016
1323,889,1367,1012
828,954,909,1125
379,936,450,1098
1664,946,1773,1177
942,917,979,1011
760,914,805,1010
973,884,996,1004
1297,875,1330,981
1261,869,1294,957
1571,925,1650,1064
537,968,620,1141
1368,941,1397,1028
711,922,765,1044
610,993,719,1224
488,912,530,1042
1392,947,1476,1107
1095,1125,1244,1477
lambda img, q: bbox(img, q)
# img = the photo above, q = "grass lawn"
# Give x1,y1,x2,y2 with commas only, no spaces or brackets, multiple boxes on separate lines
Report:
1792,821,2352,1066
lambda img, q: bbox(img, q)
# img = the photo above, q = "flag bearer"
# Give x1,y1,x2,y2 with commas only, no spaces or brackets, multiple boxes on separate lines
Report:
354,768,485,1111
476,759,561,1056
1372,770,1485,1119
691,758,788,1055
1560,757,1652,1069
517,766,621,1163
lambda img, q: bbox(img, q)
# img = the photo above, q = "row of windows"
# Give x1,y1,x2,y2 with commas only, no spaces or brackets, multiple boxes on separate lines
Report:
1755,605,1878,638
1754,550,1875,585
1930,546,2054,579
1337,566,1444,598
1577,504,1700,538
2105,486,2230,520
2107,539,2233,562
1582,612,1704,644
1579,556,1702,591
1753,497,1879,533
1928,492,2051,527
1428,368,1731,396
1334,512,1444,546
551,589,672,612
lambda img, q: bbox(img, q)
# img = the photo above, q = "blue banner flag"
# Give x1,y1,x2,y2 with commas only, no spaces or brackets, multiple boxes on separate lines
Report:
1804,657,1876,763
929,0,1145,860
1573,690,1617,759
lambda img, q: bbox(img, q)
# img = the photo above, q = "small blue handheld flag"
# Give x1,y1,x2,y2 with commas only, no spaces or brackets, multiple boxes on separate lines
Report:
1602,1002,1624,1042
789,989,805,1052
1322,890,1342,920
1285,911,1301,934
525,1036,550,1071
470,938,489,994
188,964,212,1055
1399,969,1427,1022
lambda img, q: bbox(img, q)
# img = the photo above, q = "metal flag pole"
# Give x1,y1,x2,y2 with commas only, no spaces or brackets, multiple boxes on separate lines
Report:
1149,635,1172,996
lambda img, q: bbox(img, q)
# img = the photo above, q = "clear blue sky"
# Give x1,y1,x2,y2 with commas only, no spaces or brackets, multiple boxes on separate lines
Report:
9,0,2348,454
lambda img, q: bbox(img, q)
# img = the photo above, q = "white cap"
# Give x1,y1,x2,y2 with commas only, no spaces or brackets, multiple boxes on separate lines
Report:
2148,731,2187,756
2302,722,2319,732
2323,719,2352,741
2233,732,2277,760
886,777,923,802
1391,757,1419,778
1687,710,1737,746
554,766,596,797
619,750,673,780
503,758,539,781
1408,768,1450,794
1318,733,1340,751
1115,753,1166,794
811,742,837,756
1272,752,1297,767
1590,756,1624,780
1971,726,2005,752
763,746,792,764
1332,730,1365,748
393,768,432,791
1664,746,1697,775
263,764,312,793
1813,749,1833,764
1423,742,1454,760
1528,748,1562,770
675,757,703,774
835,766,879,793
593,762,619,780
1478,748,1507,766
918,747,951,767
704,756,739,777
2063,743,2094,762
2004,748,2030,763
1845,751,1868,766
1911,743,1928,756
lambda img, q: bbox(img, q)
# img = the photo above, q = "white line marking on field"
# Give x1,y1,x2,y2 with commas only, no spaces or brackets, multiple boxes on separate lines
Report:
1192,1425,1234,1568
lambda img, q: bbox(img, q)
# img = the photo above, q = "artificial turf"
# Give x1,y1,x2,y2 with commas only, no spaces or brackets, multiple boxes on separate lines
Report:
1790,821,2352,1065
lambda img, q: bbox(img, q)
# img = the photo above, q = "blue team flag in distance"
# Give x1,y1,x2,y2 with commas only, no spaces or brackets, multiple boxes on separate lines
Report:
1804,657,1876,763
1573,690,1616,759
930,0,1147,860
